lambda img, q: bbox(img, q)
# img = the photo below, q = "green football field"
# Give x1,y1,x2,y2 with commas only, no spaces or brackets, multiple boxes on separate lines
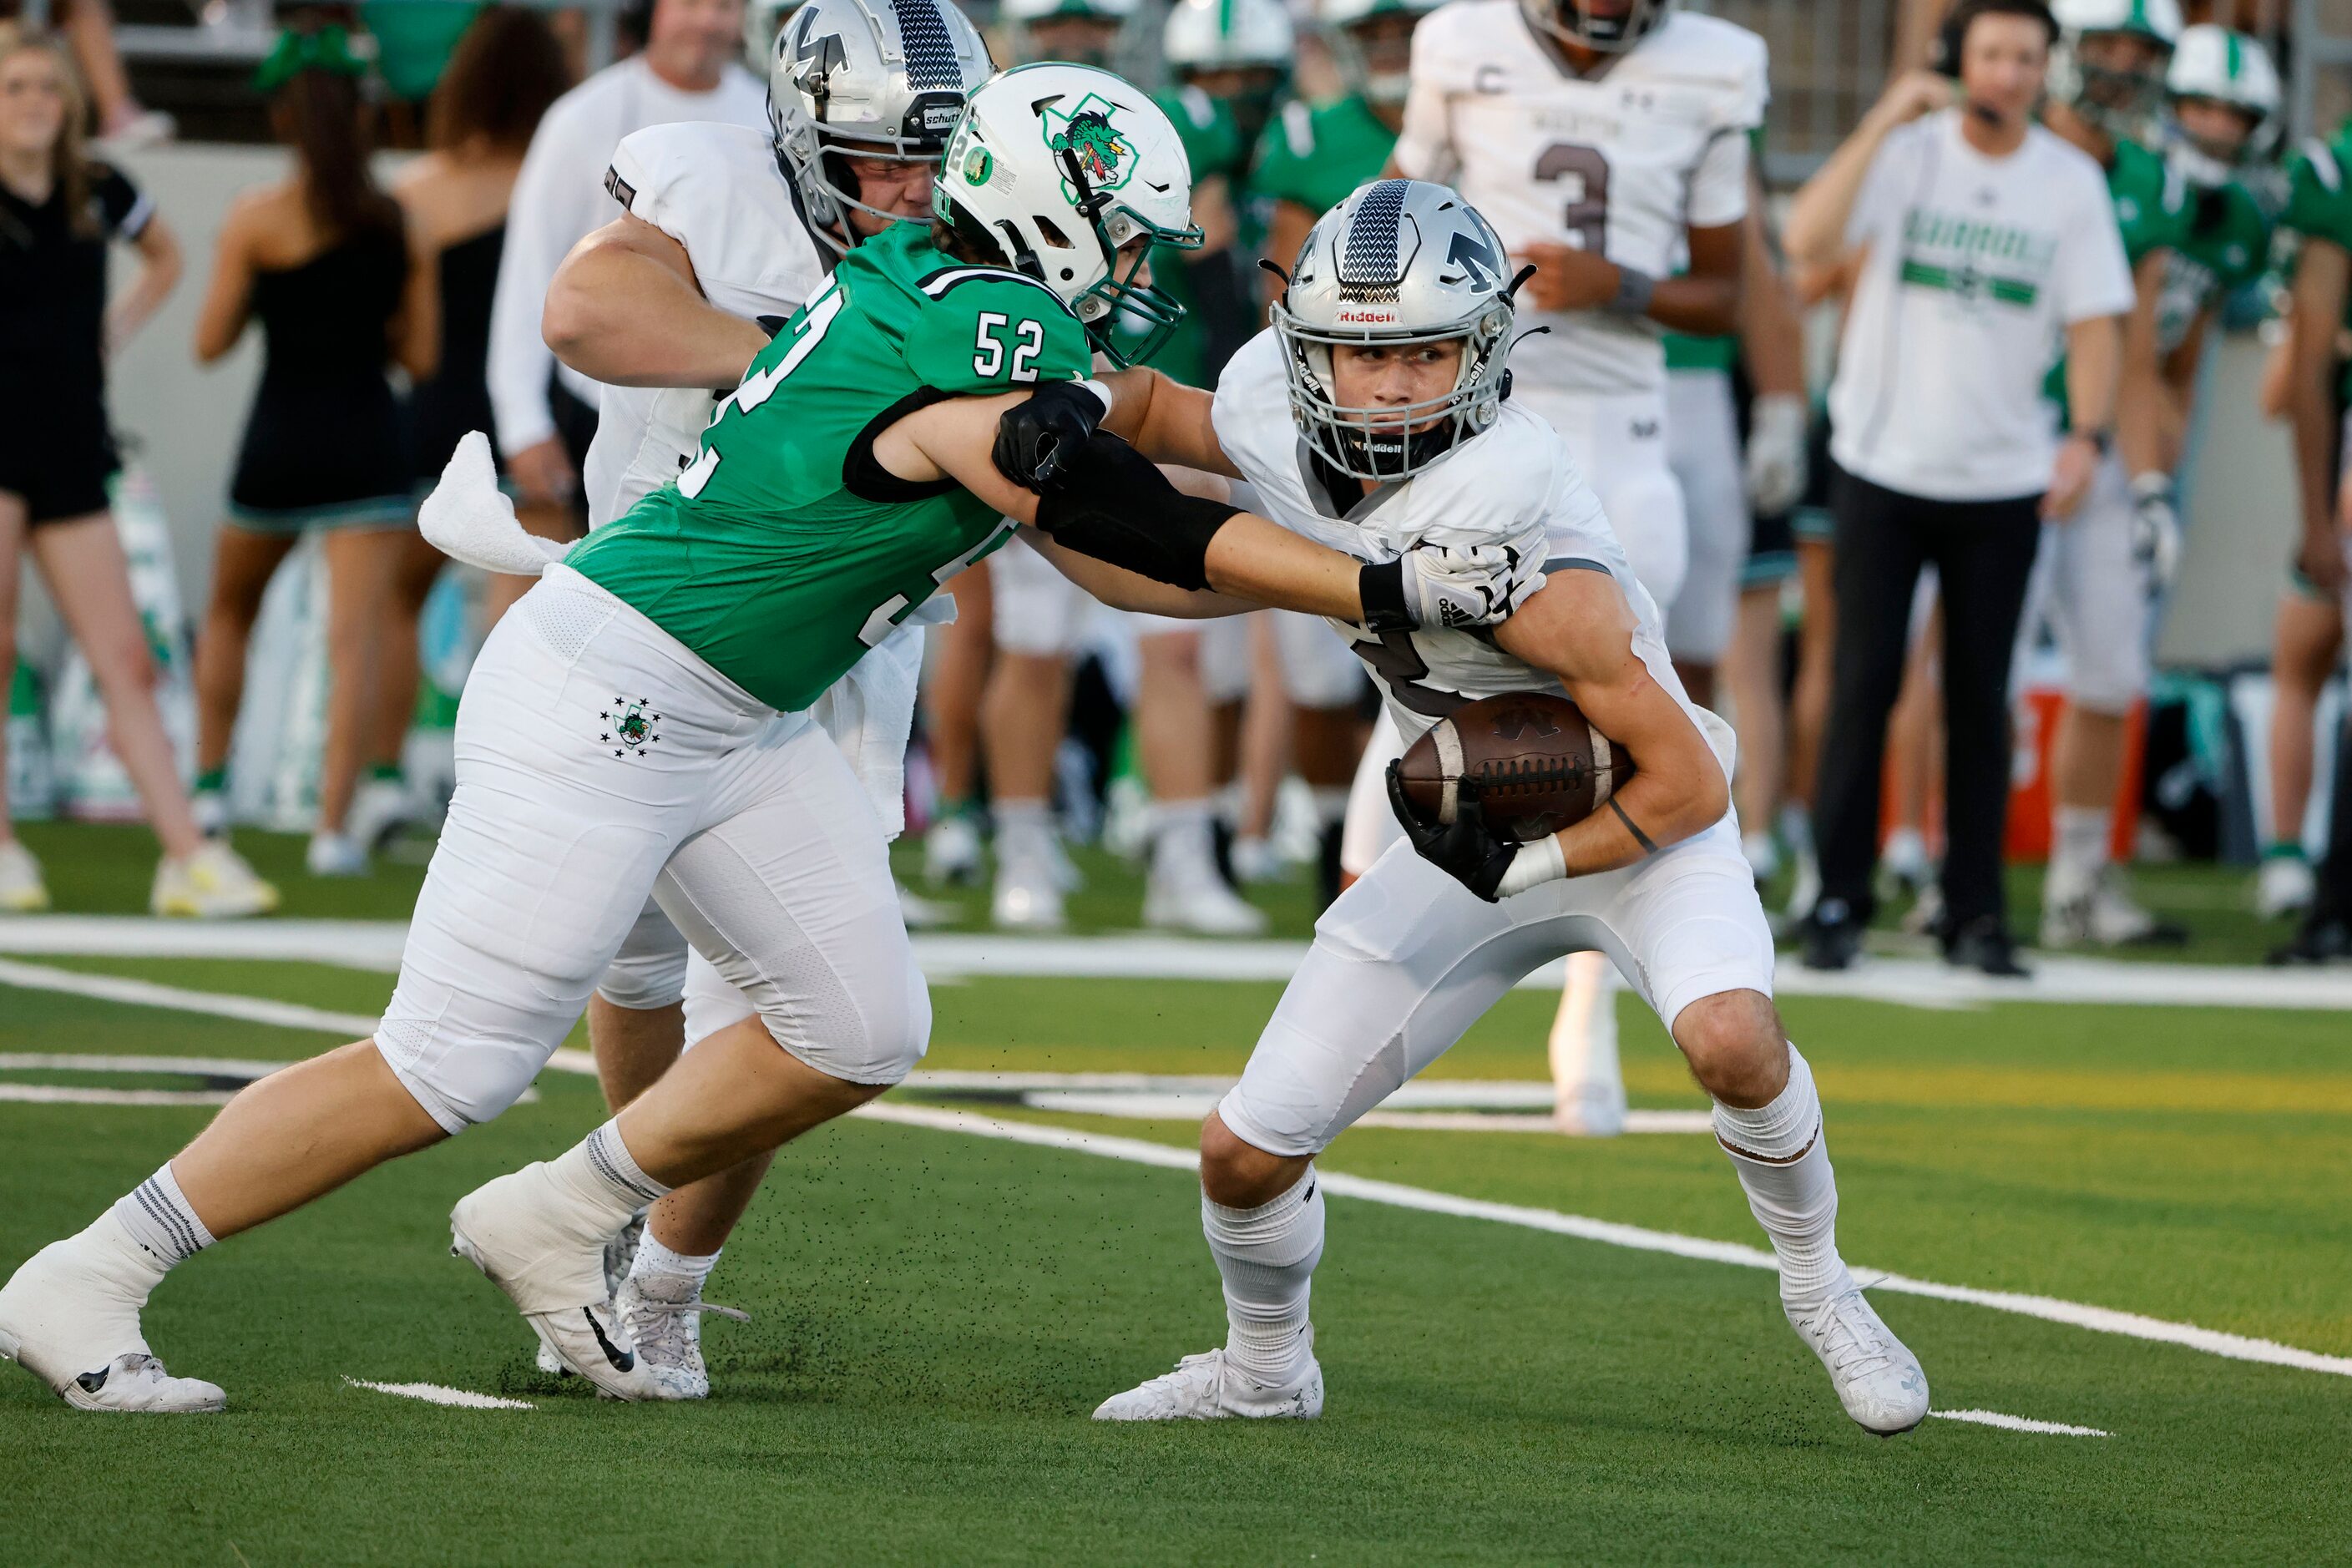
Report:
2,829,2349,1564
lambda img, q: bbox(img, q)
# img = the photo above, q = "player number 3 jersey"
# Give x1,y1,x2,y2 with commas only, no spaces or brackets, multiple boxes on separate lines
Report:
1390,3,1767,398
566,222,1091,713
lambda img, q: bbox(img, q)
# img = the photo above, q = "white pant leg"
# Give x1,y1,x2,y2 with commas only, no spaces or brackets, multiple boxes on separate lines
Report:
990,534,1090,656
596,900,691,1011
376,568,769,1131
1199,611,1256,706
1220,817,1772,1157
655,716,928,1086
1338,706,1406,878
1272,610,1368,709
1514,385,1690,610
2044,456,2152,715
1663,369,1750,665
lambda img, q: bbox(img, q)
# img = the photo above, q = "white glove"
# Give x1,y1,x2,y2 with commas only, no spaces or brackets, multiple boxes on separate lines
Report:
2129,470,2183,592
1743,393,1810,517
1392,539,1548,629
418,432,571,578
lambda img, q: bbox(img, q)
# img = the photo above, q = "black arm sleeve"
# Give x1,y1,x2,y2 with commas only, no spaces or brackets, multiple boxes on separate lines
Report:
1032,432,1241,593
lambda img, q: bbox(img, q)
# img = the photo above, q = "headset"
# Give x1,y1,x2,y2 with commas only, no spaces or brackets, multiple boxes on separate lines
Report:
1931,0,2060,129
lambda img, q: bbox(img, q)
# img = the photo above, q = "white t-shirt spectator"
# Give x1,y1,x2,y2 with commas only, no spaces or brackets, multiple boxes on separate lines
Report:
1828,109,2133,502
485,53,768,459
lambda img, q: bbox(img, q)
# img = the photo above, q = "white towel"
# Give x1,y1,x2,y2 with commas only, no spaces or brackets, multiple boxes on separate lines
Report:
812,620,930,840
418,432,569,578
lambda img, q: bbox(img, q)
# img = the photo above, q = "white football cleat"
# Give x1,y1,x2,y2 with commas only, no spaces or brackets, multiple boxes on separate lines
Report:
992,854,1066,931
0,1239,224,1414
0,840,50,912
1143,867,1268,938
346,777,413,852
449,1168,665,1401
924,813,984,886
306,831,368,878
1094,1341,1323,1421
895,880,957,930
617,1271,749,1401
151,842,280,918
1551,1080,1626,1137
2041,867,2185,948
1784,1281,1929,1436
2257,855,2315,920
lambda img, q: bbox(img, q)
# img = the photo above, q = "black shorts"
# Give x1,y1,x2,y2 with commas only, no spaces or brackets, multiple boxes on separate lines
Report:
0,402,118,525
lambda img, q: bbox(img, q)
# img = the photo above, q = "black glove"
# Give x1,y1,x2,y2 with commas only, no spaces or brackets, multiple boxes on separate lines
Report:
994,379,1108,493
1034,432,1237,592
1385,759,1516,903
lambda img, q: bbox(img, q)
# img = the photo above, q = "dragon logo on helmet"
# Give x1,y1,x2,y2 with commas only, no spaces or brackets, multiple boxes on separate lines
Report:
1042,96,1137,195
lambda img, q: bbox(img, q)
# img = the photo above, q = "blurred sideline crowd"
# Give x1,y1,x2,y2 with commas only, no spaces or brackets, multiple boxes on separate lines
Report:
5,0,2352,974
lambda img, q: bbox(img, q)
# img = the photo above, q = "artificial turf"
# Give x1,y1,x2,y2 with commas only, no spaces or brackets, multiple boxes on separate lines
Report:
2,953,2347,1565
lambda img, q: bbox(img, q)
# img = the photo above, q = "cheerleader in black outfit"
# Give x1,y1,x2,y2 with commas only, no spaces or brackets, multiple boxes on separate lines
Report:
0,24,276,916
190,27,437,878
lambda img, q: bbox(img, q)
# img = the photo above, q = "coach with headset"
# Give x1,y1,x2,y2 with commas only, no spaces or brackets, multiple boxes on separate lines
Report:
1783,0,2132,976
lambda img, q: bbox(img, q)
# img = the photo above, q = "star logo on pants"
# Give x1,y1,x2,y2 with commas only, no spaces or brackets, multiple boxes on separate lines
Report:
599,697,663,758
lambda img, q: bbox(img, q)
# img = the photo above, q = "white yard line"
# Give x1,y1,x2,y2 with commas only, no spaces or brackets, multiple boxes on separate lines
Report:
851,1102,2352,1381
0,957,379,1037
344,1377,534,1410
0,1085,237,1106
7,917,2352,1011
1929,1409,2112,1437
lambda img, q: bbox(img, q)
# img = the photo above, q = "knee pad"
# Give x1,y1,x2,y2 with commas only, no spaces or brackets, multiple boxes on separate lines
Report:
755,946,930,1086
594,902,691,1011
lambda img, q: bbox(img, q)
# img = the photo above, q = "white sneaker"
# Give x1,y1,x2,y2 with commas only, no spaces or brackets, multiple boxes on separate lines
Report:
448,1168,665,1401
1879,827,1933,900
1093,1340,1323,1421
1741,830,1780,884
1552,1080,1627,1137
0,841,50,912
1229,835,1283,885
1783,848,1822,923
2041,867,2184,948
2258,856,2315,920
617,1271,749,1400
924,813,984,886
346,777,412,852
1783,1280,1929,1436
190,789,229,838
1143,869,1268,937
992,853,1066,931
0,1239,224,1414
151,842,279,918
896,881,957,930
306,832,368,878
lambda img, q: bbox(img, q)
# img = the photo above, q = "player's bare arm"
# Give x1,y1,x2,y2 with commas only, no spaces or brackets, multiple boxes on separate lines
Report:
1783,68,1953,271
543,212,769,389
1515,218,1743,336
1493,570,1731,876
2113,247,2171,481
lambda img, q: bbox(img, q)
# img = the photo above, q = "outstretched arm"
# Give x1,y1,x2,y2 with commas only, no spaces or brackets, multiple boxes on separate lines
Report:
543,214,769,388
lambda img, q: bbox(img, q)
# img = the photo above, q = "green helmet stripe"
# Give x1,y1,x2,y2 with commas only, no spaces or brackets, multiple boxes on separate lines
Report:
1218,0,1234,33
2225,29,2243,78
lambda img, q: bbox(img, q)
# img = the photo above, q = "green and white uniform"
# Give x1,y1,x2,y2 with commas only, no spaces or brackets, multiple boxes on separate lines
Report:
1251,94,1396,221
2042,137,2192,412
1124,84,1252,388
374,223,1090,1130
2156,174,2270,356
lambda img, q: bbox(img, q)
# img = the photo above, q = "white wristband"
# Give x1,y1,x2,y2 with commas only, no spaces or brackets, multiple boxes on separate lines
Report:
1077,377,1115,417
1494,834,1568,898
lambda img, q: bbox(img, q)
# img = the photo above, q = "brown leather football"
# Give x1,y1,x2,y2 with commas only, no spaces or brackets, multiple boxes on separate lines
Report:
1395,692,1631,842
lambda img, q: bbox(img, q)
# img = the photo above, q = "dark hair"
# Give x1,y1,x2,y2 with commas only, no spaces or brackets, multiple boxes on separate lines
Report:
271,66,403,242
427,7,573,155
1934,0,2059,73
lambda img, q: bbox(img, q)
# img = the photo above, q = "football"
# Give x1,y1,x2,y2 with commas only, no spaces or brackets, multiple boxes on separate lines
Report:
1393,691,1631,842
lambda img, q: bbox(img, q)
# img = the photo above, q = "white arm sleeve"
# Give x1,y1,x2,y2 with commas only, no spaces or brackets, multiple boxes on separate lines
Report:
488,94,598,458
1687,130,1751,230
1388,19,1457,181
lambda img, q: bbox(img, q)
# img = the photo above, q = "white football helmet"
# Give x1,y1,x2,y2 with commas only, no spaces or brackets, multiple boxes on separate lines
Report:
1323,0,1436,106
999,0,1139,68
769,0,994,254
1516,0,1672,54
2049,0,2183,139
1272,179,1520,482
2166,24,2279,180
933,62,1204,367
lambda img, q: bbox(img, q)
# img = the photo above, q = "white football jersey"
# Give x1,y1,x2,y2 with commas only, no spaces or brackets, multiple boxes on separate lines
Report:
1210,330,1731,771
1392,4,1767,397
584,122,832,529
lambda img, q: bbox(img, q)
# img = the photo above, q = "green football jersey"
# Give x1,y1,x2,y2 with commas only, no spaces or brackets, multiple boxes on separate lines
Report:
1250,94,1397,225
2283,124,2352,392
1127,84,1254,387
566,222,1091,714
2155,176,2272,357
2045,136,2192,412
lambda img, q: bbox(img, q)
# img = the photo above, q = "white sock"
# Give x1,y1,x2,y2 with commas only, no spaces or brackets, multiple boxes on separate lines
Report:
994,798,1054,864
1152,800,1217,885
106,1161,215,1286
630,1231,720,1287
2053,805,2112,885
1712,1046,1845,1306
1778,802,1813,857
550,1120,673,1233
1203,1171,1324,1386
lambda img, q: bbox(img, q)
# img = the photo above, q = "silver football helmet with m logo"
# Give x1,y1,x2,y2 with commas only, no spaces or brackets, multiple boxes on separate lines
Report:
768,0,994,253
1272,178,1521,482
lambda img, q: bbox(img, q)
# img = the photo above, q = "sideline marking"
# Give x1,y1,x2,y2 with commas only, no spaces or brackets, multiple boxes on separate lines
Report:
8,918,2352,1011
0,957,378,1036
1930,1409,2112,1438
345,1377,534,1411
851,1102,2352,1381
